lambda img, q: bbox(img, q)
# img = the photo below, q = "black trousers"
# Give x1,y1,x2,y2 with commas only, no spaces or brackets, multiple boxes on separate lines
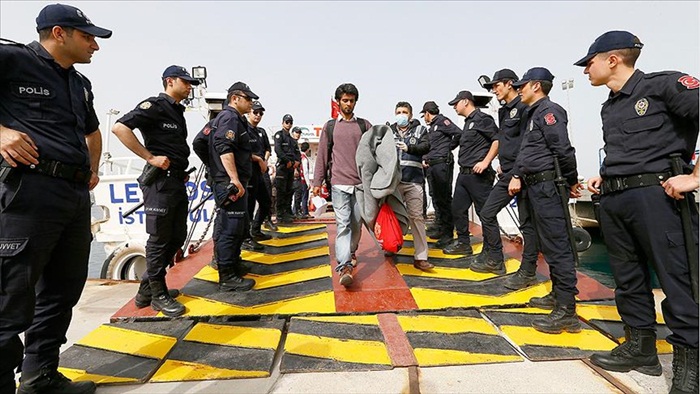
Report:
427,162,454,236
292,179,309,216
0,172,91,386
452,171,494,244
140,176,188,284
255,171,274,220
275,166,294,218
247,169,271,233
600,186,698,348
213,181,248,269
524,180,578,306
480,173,539,271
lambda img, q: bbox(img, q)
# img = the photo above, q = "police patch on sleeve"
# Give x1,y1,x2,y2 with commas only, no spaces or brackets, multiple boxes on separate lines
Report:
225,130,235,140
509,108,518,118
139,101,152,110
409,137,416,144
203,126,211,136
635,98,649,116
544,113,556,125
468,122,474,129
443,119,451,126
275,134,280,139
678,75,700,90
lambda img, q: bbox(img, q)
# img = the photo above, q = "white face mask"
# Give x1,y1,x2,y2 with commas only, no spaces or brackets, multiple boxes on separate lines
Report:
395,114,409,127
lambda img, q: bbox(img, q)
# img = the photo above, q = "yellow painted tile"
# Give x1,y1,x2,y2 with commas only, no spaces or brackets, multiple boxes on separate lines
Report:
241,246,329,264
295,315,380,326
176,291,336,317
397,244,483,259
413,348,523,366
259,232,328,247
76,325,176,359
150,360,268,382
410,282,552,310
397,258,520,280
264,224,327,233
500,325,617,352
184,323,282,350
284,333,391,365
397,315,498,335
58,367,139,384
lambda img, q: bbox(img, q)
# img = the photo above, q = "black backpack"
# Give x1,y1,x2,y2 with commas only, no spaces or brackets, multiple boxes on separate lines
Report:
324,118,367,188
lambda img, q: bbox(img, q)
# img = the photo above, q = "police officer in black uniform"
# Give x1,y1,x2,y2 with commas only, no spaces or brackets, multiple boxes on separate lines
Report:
240,102,270,251
112,65,200,317
246,101,274,239
421,101,461,248
509,67,582,334
478,69,540,289
443,91,499,257
274,114,301,224
575,31,699,393
0,4,110,393
208,82,259,292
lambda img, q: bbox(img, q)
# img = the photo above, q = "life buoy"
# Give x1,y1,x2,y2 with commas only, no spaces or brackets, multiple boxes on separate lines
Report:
573,226,592,252
100,243,147,280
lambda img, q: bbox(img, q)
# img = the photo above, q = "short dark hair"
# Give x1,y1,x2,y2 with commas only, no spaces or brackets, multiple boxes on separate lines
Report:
38,26,74,41
227,90,244,104
395,101,412,114
539,81,553,95
300,142,310,152
335,83,359,101
606,47,642,67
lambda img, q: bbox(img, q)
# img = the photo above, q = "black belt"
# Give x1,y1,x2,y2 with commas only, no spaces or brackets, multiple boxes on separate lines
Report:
460,167,474,175
165,169,187,179
27,160,91,183
523,170,556,186
427,157,448,165
601,172,670,195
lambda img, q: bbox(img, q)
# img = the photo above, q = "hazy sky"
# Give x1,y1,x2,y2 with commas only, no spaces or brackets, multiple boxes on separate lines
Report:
2,1,698,178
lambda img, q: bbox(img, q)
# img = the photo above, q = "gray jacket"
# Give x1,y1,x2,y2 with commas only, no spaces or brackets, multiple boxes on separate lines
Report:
355,125,409,234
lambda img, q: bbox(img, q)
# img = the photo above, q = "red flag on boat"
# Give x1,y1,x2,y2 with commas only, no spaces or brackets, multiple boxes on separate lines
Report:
331,98,339,119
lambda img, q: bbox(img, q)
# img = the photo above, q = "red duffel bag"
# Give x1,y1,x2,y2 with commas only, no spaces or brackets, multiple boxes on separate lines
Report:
374,204,403,253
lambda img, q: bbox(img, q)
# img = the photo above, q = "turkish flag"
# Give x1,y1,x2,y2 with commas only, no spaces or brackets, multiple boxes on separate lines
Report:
331,98,340,119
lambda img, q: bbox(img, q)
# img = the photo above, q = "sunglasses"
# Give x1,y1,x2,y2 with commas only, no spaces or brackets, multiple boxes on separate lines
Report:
284,120,292,124
236,95,252,102
253,111,264,116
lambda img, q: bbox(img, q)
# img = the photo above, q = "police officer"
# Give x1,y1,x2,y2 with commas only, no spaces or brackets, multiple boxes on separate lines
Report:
208,82,258,292
274,114,301,224
509,67,582,334
246,101,274,239
0,4,110,393
421,101,461,249
576,31,699,393
477,69,540,289
240,103,267,252
443,91,499,257
112,65,200,317
390,101,434,271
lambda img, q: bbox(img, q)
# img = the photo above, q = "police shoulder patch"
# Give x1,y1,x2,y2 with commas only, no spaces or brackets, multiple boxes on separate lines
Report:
139,101,152,110
468,122,474,129
544,113,556,125
443,119,451,126
225,130,235,141
635,98,649,116
510,108,517,118
203,126,211,136
409,137,416,145
678,75,700,90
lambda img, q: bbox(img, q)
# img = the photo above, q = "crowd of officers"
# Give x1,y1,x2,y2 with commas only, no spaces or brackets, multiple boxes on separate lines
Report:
0,2,697,393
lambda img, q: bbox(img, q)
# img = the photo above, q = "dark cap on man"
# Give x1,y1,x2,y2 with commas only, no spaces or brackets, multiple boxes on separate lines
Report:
252,101,265,112
162,65,200,85
511,67,555,88
291,126,301,134
483,69,519,89
283,114,293,123
448,91,475,106
574,30,644,67
420,101,439,116
227,81,259,100
36,3,112,38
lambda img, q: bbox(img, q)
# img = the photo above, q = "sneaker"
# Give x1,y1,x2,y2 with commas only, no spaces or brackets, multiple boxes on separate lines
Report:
264,219,279,231
338,265,354,287
442,241,473,255
470,258,506,275
504,271,537,290
529,291,557,310
351,253,358,267
134,288,181,309
413,260,435,271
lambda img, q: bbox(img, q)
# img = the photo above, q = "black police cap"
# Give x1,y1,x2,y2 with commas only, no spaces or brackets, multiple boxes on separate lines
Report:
511,67,555,88
252,101,265,111
482,69,519,89
574,31,644,67
448,91,475,106
162,65,200,85
419,101,439,117
283,114,293,123
228,81,259,100
36,4,112,38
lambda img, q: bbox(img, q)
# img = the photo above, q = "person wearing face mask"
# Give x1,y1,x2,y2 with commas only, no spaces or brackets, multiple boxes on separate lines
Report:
390,102,434,271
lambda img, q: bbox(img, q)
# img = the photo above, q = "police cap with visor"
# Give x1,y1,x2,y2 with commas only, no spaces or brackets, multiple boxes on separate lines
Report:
511,67,555,88
482,69,519,89
36,3,112,38
162,65,201,85
574,30,644,67
228,82,259,100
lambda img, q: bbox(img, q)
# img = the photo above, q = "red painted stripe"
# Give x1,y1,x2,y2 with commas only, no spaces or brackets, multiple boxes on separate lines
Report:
377,313,418,367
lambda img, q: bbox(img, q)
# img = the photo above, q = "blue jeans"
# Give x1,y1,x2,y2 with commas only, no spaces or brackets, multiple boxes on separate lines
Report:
332,186,362,266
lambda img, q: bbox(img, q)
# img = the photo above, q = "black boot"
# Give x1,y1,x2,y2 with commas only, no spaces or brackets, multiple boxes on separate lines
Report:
17,367,96,394
251,228,272,241
670,345,699,393
529,291,557,309
504,270,537,290
149,280,186,317
443,241,474,256
470,258,506,275
531,303,581,334
242,238,265,251
218,265,255,292
134,280,180,308
589,326,662,376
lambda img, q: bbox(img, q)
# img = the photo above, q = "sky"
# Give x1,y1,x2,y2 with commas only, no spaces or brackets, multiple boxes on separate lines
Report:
1,1,699,178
